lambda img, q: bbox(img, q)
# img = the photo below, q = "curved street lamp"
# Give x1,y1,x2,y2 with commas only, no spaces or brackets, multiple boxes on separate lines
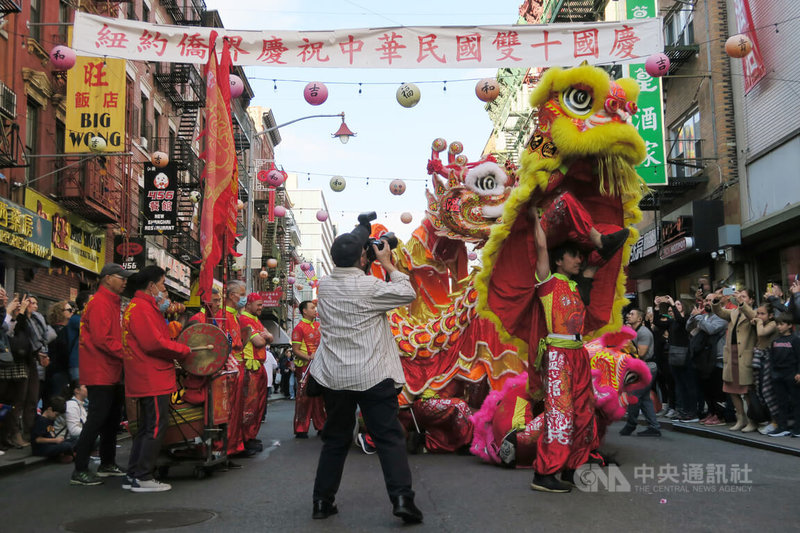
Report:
255,112,356,143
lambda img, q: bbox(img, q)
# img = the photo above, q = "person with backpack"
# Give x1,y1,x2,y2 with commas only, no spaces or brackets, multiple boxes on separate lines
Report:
657,296,696,422
687,293,728,426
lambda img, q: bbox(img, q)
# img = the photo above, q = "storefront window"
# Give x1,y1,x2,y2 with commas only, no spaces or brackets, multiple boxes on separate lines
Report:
668,110,702,179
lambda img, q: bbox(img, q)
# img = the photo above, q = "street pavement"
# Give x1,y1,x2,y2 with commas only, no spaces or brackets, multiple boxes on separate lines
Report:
1,398,798,533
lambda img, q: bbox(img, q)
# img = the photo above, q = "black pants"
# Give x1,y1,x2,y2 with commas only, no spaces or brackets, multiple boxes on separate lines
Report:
127,394,170,481
699,367,725,418
771,373,800,432
313,379,414,505
73,384,123,472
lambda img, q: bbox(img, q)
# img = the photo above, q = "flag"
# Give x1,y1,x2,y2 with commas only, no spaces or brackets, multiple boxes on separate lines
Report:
198,34,239,301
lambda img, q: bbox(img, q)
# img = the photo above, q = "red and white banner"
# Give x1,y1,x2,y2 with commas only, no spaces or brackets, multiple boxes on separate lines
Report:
259,289,283,307
732,0,766,93
72,12,664,69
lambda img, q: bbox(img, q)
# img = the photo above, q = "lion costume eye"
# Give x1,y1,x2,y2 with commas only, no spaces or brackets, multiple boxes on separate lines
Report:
464,161,508,196
562,87,594,116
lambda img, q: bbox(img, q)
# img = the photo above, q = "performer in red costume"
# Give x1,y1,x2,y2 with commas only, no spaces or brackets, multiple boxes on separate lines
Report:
220,280,249,459
187,287,222,327
411,380,473,453
529,207,601,493
239,293,273,452
292,300,326,438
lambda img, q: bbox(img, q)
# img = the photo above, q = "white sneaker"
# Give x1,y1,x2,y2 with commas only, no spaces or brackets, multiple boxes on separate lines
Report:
759,423,777,435
130,478,172,493
665,409,677,419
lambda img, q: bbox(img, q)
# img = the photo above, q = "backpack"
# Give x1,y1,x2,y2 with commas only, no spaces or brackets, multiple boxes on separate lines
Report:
690,328,722,379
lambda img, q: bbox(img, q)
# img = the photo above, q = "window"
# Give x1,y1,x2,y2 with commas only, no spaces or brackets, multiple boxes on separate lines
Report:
142,3,150,23
59,0,71,43
30,0,41,41
140,93,148,140
128,1,137,20
154,109,161,145
668,109,702,179
25,99,40,184
665,8,694,47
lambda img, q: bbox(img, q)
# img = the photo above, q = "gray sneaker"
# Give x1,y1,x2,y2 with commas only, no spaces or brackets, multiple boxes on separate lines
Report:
97,464,126,477
70,470,104,486
130,478,172,493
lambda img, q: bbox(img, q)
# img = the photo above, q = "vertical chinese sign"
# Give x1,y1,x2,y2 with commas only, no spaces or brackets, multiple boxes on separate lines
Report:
625,1,667,186
65,56,126,153
142,162,179,234
732,0,766,93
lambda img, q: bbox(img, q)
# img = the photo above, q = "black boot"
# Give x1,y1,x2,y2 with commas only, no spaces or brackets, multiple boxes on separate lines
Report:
392,495,423,523
560,469,576,487
312,500,338,520
599,228,630,260
531,473,572,493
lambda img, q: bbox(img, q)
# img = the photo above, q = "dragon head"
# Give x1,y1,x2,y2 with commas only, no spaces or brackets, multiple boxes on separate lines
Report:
425,139,517,243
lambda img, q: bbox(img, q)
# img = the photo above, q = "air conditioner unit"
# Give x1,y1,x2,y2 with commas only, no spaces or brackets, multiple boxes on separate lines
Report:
0,81,16,119
140,136,148,149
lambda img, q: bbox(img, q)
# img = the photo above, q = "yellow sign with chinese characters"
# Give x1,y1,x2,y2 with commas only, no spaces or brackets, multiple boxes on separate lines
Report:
64,56,126,153
25,189,106,273
0,197,52,264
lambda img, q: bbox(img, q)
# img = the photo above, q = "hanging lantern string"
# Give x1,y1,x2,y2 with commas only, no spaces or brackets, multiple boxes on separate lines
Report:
282,169,431,182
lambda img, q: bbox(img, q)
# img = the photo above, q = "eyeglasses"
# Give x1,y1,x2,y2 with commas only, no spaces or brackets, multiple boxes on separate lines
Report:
65,308,73,312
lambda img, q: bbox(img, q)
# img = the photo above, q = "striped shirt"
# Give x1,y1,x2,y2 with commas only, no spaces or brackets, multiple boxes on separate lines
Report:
309,267,416,391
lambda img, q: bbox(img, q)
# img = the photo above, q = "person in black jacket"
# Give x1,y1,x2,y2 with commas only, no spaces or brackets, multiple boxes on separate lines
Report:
658,296,700,422
766,313,800,437
651,302,675,418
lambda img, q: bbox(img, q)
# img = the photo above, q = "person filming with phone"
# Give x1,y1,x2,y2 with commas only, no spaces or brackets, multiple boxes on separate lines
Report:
307,212,423,525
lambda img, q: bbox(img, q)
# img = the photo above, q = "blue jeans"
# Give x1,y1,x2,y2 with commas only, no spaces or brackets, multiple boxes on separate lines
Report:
671,363,699,418
289,372,296,399
623,370,660,431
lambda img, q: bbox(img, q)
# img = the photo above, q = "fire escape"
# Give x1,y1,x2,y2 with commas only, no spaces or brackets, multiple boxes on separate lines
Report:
0,1,23,169
152,0,207,264
256,188,291,309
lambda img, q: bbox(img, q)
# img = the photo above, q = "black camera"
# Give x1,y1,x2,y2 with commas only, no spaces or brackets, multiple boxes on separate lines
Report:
365,233,398,262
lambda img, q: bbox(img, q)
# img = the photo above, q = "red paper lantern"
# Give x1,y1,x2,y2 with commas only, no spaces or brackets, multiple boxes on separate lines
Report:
287,276,296,285
266,169,286,187
303,82,328,105
468,251,478,261
316,210,329,222
273,205,287,217
475,78,500,102
645,53,670,77
50,45,76,70
230,75,244,98
266,258,278,268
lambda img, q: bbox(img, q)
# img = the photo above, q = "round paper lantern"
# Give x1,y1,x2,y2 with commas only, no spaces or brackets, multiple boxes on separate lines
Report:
151,151,169,168
88,136,107,153
189,191,201,204
475,78,500,102
329,176,346,192
266,169,286,187
273,205,287,217
468,251,478,261
300,262,311,271
229,75,244,98
295,284,304,290
400,212,413,224
272,277,280,285
431,138,447,152
645,53,670,77
396,83,421,108
725,34,752,58
449,141,463,155
266,258,278,268
287,276,296,285
389,179,406,196
303,82,328,105
50,45,76,70
316,210,329,222
455,154,468,166
259,269,269,279
237,199,245,211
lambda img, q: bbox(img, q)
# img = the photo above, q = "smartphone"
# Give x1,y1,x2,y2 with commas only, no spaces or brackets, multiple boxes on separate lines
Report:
646,306,653,314
722,287,735,296
795,274,799,282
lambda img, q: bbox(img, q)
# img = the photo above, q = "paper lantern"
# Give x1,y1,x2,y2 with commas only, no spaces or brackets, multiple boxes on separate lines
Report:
237,199,245,211
329,176,346,192
400,212,413,224
316,210,329,222
431,138,447,152
265,169,286,187
725,34,752,58
303,82,328,105
151,151,169,168
295,284,304,290
455,155,468,166
266,258,278,268
389,179,406,196
229,75,244,98
287,276,296,285
272,277,280,285
273,205,287,217
88,136,107,152
468,251,478,261
259,269,269,279
645,53,670,77
396,83,421,108
50,45,76,70
475,78,500,102
189,191,201,204
300,262,311,271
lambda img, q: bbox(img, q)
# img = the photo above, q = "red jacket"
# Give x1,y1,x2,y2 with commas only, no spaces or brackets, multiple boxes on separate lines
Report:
79,285,124,386
122,291,191,397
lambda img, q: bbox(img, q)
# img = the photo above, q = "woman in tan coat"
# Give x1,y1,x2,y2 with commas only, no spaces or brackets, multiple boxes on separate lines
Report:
713,289,757,431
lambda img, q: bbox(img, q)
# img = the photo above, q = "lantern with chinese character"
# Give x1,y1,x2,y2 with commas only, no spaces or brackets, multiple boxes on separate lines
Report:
316,210,329,222
475,78,500,102
50,45,76,70
468,251,478,261
725,34,752,58
396,83,421,108
400,212,413,224
287,276,296,285
89,136,107,153
329,176,346,192
274,205,287,217
303,82,328,106
432,138,447,152
645,53,670,77
266,169,286,187
259,269,269,279
237,199,245,211
389,179,406,196
151,151,169,168
229,75,244,98
266,258,278,268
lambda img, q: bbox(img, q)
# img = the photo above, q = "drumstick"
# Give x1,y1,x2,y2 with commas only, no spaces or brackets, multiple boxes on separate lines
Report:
189,344,214,351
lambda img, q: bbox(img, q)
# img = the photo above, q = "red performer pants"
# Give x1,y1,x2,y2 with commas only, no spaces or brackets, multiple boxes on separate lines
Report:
226,364,246,456
242,365,269,443
533,345,598,475
411,397,473,453
294,367,326,434
540,192,595,249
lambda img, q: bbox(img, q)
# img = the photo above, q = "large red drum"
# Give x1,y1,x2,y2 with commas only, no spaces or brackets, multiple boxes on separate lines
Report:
178,323,228,376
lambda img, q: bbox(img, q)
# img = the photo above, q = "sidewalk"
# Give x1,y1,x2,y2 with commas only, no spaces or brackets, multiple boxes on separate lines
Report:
659,416,800,457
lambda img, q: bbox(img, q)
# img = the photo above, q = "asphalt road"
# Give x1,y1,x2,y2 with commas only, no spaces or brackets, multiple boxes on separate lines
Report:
1,399,798,533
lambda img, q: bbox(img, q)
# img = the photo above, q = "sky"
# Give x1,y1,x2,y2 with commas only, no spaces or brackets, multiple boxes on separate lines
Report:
204,0,525,240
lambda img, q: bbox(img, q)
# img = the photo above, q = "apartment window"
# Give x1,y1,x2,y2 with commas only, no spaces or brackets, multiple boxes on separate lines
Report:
128,0,137,20
668,109,702,179
30,0,41,41
25,99,40,184
140,93,148,140
665,8,694,47
154,109,161,145
59,0,71,43
142,3,150,23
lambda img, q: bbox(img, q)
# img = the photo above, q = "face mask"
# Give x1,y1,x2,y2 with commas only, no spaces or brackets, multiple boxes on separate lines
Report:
237,296,248,309
158,298,171,313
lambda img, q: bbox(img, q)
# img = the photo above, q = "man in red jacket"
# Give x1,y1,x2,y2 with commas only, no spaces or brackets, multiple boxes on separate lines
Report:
220,280,249,459
122,265,191,492
239,293,273,451
186,287,222,327
71,263,132,486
